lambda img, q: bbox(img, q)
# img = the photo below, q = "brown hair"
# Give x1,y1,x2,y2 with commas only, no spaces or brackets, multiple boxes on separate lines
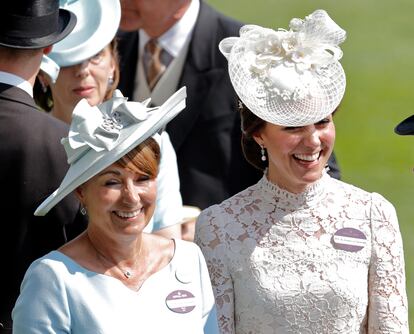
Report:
240,102,341,171
34,38,120,112
239,101,267,171
103,38,120,101
116,137,161,178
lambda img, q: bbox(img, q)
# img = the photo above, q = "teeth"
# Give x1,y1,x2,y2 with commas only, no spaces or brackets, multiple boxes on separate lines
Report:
294,153,319,161
115,209,141,218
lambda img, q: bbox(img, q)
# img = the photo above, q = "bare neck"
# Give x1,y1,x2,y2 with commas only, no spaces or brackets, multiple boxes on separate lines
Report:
145,1,192,38
85,226,143,266
0,50,43,87
50,101,74,124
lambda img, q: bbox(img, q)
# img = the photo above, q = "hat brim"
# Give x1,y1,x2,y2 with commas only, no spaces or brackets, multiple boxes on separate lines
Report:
49,0,121,67
395,115,414,135
0,9,76,49
34,87,187,216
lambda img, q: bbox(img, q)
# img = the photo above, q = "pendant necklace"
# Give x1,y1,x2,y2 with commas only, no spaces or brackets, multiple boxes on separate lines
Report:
97,248,140,279
87,234,142,280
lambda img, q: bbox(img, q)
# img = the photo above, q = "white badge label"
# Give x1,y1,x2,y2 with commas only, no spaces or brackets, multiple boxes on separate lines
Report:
333,227,366,252
165,290,196,314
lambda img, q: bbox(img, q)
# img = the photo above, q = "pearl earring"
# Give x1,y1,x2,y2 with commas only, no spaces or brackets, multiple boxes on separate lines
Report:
108,75,114,87
260,145,267,162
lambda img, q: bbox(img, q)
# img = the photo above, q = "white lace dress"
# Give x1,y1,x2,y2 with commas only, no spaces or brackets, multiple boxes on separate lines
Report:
195,172,409,333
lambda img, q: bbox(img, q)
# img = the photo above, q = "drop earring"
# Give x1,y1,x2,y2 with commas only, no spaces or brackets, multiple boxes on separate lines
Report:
80,206,87,216
260,145,267,162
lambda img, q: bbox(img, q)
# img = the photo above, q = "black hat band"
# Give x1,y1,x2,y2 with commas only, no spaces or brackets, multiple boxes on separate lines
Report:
0,12,59,39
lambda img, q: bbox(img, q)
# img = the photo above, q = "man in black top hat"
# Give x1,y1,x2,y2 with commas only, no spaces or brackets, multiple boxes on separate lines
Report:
0,1,86,332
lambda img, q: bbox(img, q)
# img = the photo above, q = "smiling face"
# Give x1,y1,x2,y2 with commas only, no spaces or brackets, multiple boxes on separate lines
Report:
76,140,160,238
49,45,116,123
253,115,335,193
77,165,156,236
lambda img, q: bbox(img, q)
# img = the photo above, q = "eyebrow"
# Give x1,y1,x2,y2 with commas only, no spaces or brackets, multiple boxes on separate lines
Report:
97,169,121,177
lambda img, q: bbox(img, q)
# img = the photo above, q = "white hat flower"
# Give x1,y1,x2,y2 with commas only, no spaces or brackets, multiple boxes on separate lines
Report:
219,10,347,126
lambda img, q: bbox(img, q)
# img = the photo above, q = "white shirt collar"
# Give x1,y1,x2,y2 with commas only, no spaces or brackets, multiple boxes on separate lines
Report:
139,0,200,57
0,71,33,97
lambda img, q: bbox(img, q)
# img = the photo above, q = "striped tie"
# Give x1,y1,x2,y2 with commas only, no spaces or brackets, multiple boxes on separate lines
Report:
144,39,171,90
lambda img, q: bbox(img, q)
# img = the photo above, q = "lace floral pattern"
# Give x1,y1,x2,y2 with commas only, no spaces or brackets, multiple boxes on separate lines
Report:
195,173,409,333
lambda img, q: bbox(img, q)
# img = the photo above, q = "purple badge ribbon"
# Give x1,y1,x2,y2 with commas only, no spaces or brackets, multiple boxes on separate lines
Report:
332,227,366,252
165,290,196,314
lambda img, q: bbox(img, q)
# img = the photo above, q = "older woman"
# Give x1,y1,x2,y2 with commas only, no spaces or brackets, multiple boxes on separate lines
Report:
36,0,182,237
195,10,409,333
13,87,219,333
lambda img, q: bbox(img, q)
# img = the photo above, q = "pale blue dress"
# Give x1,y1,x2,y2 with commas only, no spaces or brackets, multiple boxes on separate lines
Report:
12,239,218,334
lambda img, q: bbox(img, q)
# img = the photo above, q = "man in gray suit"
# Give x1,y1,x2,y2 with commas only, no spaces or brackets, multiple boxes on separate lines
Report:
0,1,85,331
117,0,341,212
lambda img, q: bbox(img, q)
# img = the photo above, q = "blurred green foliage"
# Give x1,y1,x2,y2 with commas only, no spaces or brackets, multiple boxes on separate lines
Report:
207,0,414,327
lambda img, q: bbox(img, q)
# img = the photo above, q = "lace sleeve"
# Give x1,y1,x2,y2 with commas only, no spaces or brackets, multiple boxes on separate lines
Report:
195,206,235,334
368,193,409,333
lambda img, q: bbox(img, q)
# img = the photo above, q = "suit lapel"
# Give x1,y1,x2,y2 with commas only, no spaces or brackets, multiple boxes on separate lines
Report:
0,83,37,109
117,31,139,98
167,2,223,150
117,2,225,151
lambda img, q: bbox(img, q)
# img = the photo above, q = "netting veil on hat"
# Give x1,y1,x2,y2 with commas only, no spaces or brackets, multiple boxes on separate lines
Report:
219,9,346,126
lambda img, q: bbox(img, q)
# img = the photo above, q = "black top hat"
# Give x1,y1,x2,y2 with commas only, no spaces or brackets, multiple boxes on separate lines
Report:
395,115,414,136
0,0,76,49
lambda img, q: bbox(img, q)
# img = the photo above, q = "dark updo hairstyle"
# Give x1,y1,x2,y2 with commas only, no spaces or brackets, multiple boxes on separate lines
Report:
240,101,340,172
239,101,267,171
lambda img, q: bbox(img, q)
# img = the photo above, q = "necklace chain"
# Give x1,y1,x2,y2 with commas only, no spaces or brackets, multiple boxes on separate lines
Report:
86,233,142,279
97,250,134,279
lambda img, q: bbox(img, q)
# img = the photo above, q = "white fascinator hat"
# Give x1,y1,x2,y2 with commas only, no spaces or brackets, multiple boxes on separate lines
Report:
35,87,187,216
219,9,346,126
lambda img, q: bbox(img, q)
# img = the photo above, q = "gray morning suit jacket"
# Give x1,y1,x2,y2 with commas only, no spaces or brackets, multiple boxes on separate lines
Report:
118,2,262,210
117,1,340,210
0,84,86,331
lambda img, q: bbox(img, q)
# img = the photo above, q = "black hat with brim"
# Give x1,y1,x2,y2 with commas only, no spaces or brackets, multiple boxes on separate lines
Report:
0,2,76,49
395,115,414,136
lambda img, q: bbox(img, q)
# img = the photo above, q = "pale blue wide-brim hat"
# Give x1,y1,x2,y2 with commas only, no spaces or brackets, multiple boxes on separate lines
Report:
35,87,187,216
49,0,121,67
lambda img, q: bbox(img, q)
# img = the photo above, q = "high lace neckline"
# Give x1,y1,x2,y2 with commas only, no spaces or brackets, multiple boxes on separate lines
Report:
195,169,409,334
258,169,330,210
